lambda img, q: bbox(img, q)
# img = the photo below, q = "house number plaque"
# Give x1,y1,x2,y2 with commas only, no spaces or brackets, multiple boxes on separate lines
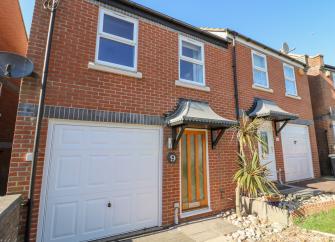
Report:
167,152,177,163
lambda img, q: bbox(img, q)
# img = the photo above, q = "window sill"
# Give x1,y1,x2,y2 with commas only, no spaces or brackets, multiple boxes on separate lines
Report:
175,80,210,92
252,84,274,93
180,207,212,219
285,94,301,100
88,62,143,79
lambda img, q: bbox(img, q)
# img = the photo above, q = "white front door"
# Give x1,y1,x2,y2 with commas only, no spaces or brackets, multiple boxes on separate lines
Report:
39,122,161,242
258,122,277,180
281,124,313,182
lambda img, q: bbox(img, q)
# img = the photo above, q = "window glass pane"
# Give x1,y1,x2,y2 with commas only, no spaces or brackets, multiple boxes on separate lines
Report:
285,79,297,95
253,69,267,87
181,135,188,204
284,66,294,79
190,135,196,202
103,14,134,40
253,53,266,69
180,60,204,84
260,131,269,156
333,73,335,86
182,41,202,60
197,134,204,200
98,37,134,67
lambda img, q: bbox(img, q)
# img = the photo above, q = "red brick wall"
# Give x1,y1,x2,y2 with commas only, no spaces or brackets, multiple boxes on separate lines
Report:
307,56,335,175
235,43,320,181
7,1,237,240
0,0,27,195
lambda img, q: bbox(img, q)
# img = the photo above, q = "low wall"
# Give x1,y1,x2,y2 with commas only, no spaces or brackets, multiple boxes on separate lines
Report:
242,196,335,226
0,194,22,242
241,196,291,226
292,200,335,218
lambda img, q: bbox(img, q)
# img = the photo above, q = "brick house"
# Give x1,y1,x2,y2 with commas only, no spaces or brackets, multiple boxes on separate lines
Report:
0,0,28,195
6,1,320,241
205,29,320,183
298,54,335,175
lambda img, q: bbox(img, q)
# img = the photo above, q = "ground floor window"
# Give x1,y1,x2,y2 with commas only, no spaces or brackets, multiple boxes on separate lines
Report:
181,129,208,211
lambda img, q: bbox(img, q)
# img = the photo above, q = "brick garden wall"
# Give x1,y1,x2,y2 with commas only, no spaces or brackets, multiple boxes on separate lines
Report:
0,195,22,242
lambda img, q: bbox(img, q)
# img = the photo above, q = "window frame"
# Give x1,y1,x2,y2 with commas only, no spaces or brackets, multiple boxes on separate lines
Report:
251,50,269,89
283,63,298,96
178,36,206,86
332,72,335,87
95,8,139,72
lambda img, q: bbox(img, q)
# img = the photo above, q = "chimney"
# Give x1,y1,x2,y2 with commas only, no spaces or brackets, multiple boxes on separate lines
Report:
307,54,324,68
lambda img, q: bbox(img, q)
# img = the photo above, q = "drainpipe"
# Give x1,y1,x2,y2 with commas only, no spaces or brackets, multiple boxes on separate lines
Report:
25,1,60,241
231,31,240,120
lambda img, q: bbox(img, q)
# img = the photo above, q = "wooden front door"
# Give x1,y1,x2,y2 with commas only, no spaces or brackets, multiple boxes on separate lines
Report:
181,130,208,211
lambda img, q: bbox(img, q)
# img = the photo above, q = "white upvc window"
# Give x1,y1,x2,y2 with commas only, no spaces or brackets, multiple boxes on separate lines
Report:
96,9,138,71
252,50,269,88
283,63,297,96
179,36,205,85
332,72,335,87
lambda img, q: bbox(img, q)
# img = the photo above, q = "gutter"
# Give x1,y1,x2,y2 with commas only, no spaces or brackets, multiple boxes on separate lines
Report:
96,0,228,48
225,28,306,68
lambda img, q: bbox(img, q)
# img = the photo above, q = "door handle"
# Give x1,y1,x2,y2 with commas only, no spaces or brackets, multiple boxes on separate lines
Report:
107,201,112,208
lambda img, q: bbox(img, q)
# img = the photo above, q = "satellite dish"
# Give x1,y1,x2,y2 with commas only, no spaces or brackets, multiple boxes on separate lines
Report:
282,42,290,54
0,52,34,79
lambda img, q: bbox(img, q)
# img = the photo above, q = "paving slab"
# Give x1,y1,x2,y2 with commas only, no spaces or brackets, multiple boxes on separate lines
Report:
126,218,239,242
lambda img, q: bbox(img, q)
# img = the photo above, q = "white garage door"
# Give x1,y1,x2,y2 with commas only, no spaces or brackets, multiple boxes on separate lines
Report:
38,122,162,242
281,124,313,182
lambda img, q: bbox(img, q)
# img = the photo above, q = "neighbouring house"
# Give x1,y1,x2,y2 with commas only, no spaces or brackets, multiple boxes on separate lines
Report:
6,1,320,242
203,28,320,183
0,0,28,195
296,54,335,176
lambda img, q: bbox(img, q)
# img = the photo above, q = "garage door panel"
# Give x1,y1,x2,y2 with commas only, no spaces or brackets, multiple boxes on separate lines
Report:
86,155,110,187
53,155,82,192
41,123,161,242
82,198,110,234
55,126,85,147
111,195,132,227
47,201,79,241
281,124,313,182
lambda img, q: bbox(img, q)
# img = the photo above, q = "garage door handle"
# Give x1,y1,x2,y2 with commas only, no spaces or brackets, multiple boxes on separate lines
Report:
107,202,112,208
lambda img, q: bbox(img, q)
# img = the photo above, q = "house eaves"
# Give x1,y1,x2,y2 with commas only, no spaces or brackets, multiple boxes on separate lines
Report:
201,27,307,69
95,0,229,49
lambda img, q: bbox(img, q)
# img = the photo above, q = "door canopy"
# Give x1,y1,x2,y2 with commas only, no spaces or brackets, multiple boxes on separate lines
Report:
165,98,237,149
247,98,299,135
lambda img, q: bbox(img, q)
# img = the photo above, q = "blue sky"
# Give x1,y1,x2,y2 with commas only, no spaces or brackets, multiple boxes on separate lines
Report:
20,0,335,64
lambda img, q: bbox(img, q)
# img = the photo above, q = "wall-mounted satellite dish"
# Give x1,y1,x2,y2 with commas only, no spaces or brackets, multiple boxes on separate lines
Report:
0,52,34,79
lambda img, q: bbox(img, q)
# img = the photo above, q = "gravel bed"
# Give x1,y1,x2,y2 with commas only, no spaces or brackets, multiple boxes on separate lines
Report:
218,208,335,241
276,193,335,212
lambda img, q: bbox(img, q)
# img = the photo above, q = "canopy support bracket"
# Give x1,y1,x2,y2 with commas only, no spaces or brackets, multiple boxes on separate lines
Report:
211,128,226,149
172,125,185,149
274,120,289,136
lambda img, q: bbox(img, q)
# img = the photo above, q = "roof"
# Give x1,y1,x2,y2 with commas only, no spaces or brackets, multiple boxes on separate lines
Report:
165,99,237,128
201,28,306,67
325,64,335,71
247,98,299,121
96,0,228,48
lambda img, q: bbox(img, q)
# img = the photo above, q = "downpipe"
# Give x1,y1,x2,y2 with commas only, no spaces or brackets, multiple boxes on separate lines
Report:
25,1,58,241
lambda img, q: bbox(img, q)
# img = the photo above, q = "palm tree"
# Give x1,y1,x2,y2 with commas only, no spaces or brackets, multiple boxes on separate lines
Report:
230,113,279,217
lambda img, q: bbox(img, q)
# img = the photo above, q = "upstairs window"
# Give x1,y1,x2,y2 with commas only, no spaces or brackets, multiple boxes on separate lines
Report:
283,64,297,96
96,9,138,71
252,51,269,88
179,36,205,85
333,72,335,87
